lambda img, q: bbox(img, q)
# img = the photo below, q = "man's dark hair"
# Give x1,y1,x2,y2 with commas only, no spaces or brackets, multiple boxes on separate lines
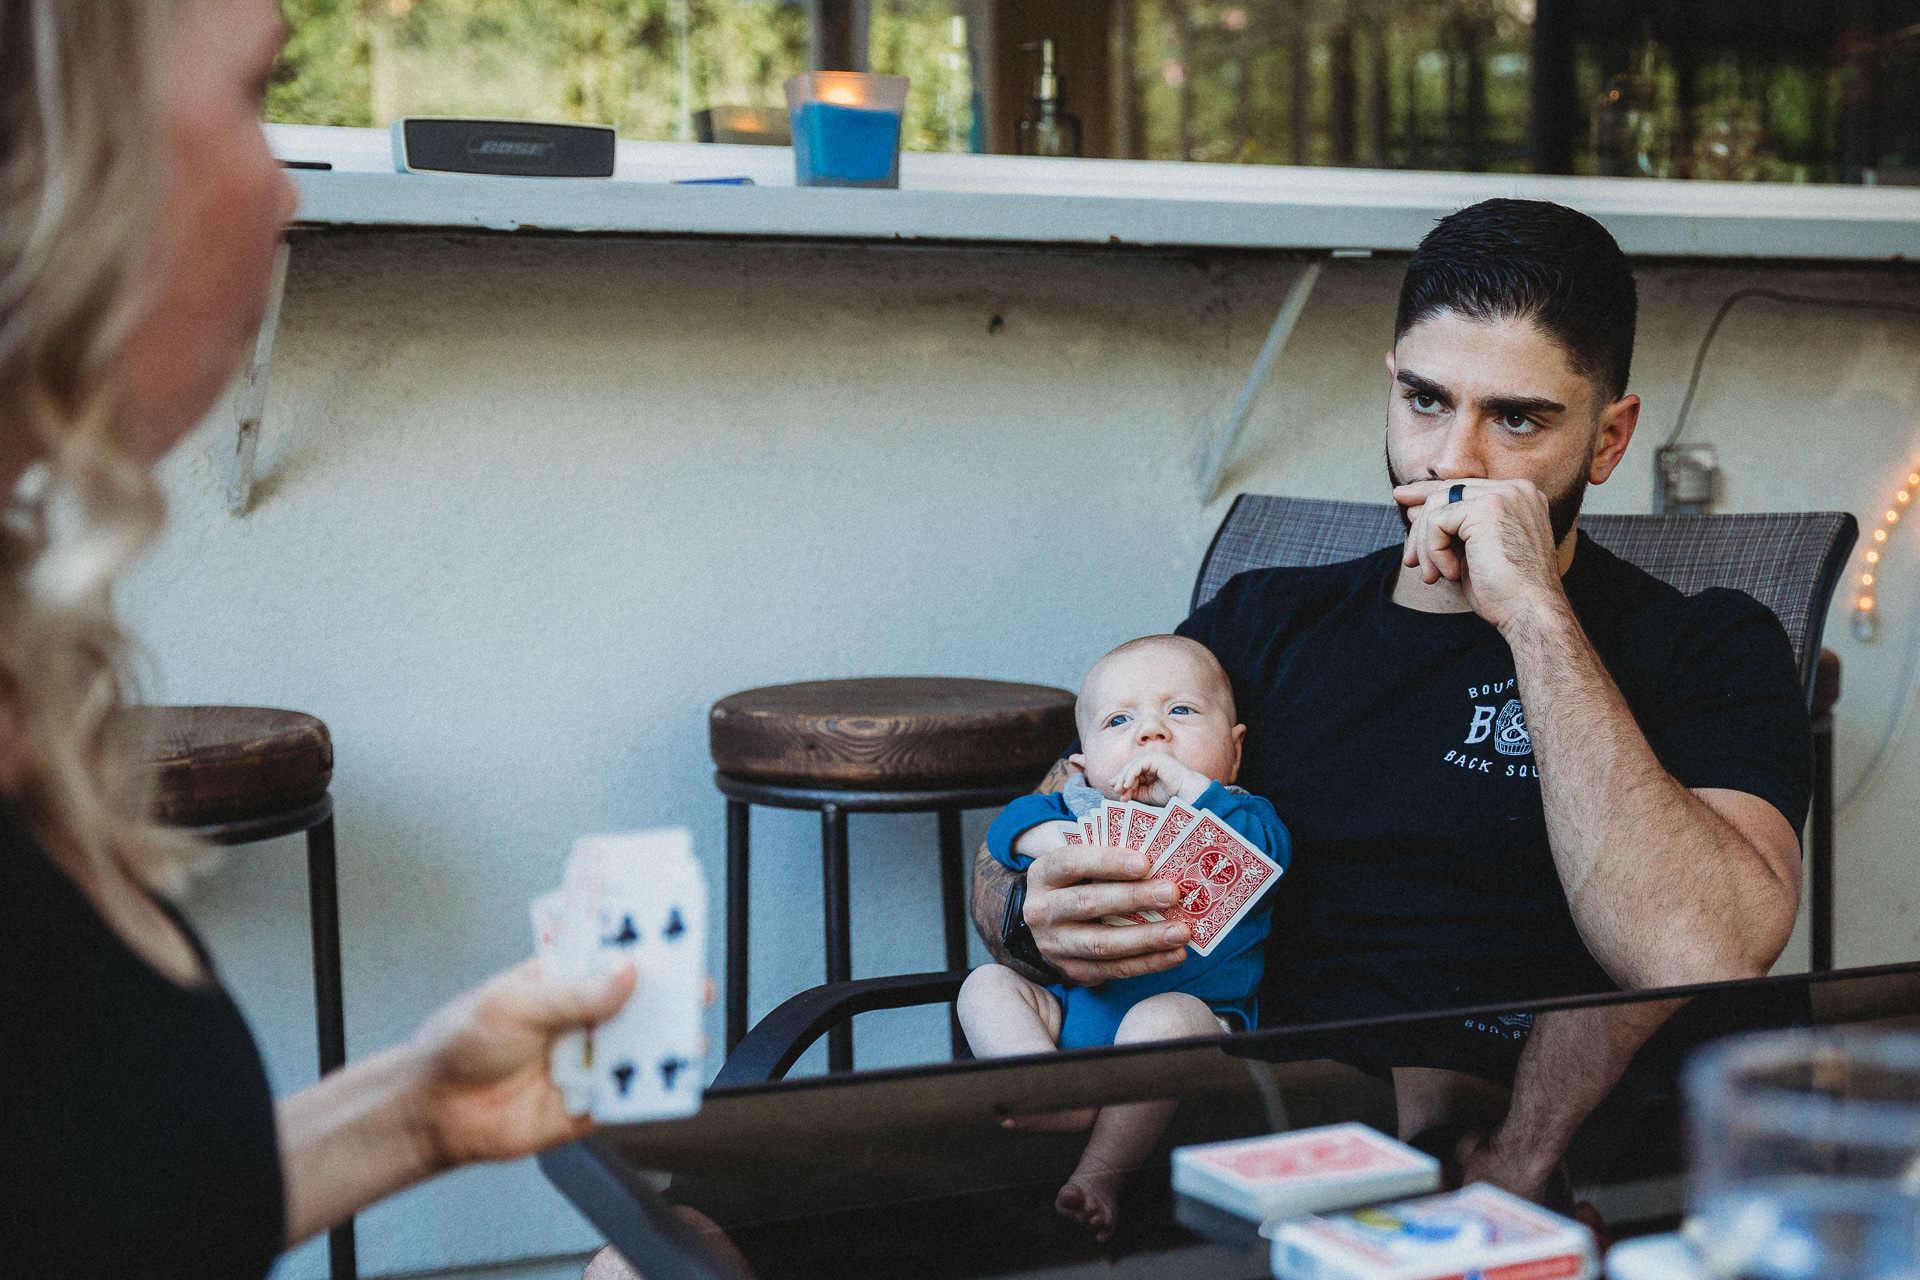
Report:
1394,199,1638,403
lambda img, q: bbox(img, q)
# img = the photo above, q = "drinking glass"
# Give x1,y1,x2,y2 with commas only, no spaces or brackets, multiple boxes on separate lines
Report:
1685,1030,1920,1280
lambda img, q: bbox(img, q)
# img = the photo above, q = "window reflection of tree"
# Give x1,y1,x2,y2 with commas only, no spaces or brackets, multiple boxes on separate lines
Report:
264,0,1920,182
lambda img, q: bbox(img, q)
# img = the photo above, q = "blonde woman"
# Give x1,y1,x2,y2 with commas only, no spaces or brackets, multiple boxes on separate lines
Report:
0,2,647,1275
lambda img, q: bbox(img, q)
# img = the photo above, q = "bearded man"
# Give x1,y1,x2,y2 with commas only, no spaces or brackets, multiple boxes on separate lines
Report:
971,198,1811,1206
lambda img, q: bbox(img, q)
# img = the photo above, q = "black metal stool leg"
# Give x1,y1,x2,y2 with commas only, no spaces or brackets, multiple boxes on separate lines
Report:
936,808,970,1058
307,814,347,1075
304,813,357,1280
725,799,751,1053
821,804,853,1072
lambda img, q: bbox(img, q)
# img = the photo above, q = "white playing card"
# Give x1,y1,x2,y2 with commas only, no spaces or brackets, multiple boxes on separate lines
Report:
530,888,595,1114
573,828,708,1125
1101,800,1129,847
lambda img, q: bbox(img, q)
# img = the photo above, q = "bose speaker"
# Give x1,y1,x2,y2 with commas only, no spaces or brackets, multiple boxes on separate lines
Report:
391,118,616,178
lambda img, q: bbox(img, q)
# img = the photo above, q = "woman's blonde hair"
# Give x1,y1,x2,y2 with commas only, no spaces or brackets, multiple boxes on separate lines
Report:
0,0,206,894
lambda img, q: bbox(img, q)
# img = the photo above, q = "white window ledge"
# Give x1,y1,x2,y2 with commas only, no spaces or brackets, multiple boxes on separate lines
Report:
272,123,1920,260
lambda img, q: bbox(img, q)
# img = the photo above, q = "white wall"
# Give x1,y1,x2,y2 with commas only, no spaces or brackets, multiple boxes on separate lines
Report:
127,232,1920,1277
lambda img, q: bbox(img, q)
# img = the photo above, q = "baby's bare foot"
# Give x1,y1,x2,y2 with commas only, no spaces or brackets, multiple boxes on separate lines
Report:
1000,1108,1098,1132
1056,1154,1125,1242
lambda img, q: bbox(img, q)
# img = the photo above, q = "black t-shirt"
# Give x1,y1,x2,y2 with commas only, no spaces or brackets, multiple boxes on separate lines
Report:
0,804,284,1280
1178,531,1812,1043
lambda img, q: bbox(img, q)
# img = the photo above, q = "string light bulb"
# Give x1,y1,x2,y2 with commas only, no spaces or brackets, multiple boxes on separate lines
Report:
1855,454,1920,641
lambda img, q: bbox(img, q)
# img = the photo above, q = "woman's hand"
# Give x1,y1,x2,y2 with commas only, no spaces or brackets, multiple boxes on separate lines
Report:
279,957,641,1245
409,959,638,1169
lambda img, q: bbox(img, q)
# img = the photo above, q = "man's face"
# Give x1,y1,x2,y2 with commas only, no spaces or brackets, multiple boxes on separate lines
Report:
1384,310,1638,546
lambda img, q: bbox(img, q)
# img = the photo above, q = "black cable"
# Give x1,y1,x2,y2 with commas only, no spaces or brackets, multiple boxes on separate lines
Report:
1665,288,1920,449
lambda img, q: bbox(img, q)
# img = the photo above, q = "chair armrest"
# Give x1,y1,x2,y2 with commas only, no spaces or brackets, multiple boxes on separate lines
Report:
538,1136,750,1280
713,969,967,1086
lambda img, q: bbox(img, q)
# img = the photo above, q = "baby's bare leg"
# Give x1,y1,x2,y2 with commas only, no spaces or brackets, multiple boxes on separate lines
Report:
956,964,1097,1131
1057,992,1222,1242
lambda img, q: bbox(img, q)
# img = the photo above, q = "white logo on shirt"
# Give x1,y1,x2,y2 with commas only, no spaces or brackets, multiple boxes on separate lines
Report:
1447,680,1536,778
1492,699,1530,756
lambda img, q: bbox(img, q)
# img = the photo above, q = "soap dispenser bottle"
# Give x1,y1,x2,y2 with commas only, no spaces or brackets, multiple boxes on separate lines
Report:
1015,39,1082,157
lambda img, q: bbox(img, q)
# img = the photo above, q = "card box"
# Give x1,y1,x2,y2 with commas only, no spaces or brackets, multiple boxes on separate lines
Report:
1269,1183,1596,1280
1172,1122,1440,1223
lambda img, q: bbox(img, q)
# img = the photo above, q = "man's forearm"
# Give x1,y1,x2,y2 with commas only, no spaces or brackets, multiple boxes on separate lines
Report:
1489,999,1683,1193
969,756,1074,983
1506,601,1796,986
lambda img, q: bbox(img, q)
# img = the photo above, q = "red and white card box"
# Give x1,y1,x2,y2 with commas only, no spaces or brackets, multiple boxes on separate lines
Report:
1172,1122,1441,1222
1268,1183,1597,1280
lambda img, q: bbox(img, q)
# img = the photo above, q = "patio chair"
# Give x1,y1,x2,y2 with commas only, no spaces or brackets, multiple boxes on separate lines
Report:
713,497,1857,1087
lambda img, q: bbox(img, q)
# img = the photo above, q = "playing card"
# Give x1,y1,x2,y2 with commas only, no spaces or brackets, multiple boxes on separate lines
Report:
1061,824,1086,846
1172,1122,1440,1222
1102,800,1129,847
1100,904,1168,927
1122,802,1164,853
530,888,595,1114
1142,799,1201,869
1083,816,1100,847
575,828,708,1125
1155,810,1281,956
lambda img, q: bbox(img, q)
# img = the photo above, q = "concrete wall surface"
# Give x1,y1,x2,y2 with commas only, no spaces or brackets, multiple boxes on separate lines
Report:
124,231,1920,1277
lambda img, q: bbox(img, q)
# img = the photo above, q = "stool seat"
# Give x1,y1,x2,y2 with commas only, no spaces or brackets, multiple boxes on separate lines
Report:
709,677,1076,788
126,705,332,827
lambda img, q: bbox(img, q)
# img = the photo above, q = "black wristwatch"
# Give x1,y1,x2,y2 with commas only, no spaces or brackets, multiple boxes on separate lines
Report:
1000,880,1063,982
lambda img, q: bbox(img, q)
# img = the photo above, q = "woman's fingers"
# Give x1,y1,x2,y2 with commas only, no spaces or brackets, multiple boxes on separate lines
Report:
500,959,638,1034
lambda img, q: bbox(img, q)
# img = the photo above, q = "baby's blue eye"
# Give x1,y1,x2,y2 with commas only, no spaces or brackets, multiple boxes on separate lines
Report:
1106,713,1131,728
1169,705,1194,715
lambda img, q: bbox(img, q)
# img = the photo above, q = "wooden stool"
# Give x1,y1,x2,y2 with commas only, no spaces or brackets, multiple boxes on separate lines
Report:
710,677,1076,1072
130,705,356,1280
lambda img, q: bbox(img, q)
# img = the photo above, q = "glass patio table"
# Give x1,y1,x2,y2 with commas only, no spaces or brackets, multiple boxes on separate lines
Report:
541,961,1920,1280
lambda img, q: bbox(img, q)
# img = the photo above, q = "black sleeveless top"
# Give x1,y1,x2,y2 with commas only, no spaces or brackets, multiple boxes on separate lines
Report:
0,803,283,1279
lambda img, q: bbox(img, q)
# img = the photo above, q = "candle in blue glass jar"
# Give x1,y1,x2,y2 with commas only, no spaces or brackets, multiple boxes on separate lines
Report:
793,101,900,184
784,72,910,189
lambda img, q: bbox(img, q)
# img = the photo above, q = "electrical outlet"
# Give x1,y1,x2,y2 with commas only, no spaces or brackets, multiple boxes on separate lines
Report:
1655,443,1720,514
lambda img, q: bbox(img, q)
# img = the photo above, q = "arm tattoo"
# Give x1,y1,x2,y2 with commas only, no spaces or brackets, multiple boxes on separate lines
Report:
969,754,1073,973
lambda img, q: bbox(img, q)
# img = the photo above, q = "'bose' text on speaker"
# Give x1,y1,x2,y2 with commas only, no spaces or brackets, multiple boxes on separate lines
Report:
391,118,617,178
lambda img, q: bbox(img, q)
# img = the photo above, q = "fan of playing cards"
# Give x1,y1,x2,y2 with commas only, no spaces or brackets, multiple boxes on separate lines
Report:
530,828,708,1125
1069,798,1282,957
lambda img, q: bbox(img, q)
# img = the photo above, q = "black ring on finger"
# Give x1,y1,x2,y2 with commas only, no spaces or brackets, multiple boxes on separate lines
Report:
1448,482,1465,503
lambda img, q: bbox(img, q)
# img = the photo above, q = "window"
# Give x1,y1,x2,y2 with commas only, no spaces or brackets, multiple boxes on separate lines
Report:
269,0,1920,184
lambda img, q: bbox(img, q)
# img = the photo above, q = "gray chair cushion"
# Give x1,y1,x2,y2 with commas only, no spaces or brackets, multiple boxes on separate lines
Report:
1191,495,1857,701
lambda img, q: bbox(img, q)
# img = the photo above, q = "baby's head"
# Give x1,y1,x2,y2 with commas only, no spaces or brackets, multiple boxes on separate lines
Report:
1070,635,1245,798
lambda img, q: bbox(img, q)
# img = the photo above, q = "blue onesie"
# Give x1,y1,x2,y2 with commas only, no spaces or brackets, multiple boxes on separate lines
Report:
987,782,1290,1050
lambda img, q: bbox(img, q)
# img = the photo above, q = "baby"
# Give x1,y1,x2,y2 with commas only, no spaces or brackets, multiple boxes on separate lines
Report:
957,634,1290,1241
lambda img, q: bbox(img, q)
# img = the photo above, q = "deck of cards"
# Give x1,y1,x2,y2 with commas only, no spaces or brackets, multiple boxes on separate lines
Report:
1269,1183,1596,1280
1067,796,1281,957
1173,1123,1441,1223
530,828,708,1124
